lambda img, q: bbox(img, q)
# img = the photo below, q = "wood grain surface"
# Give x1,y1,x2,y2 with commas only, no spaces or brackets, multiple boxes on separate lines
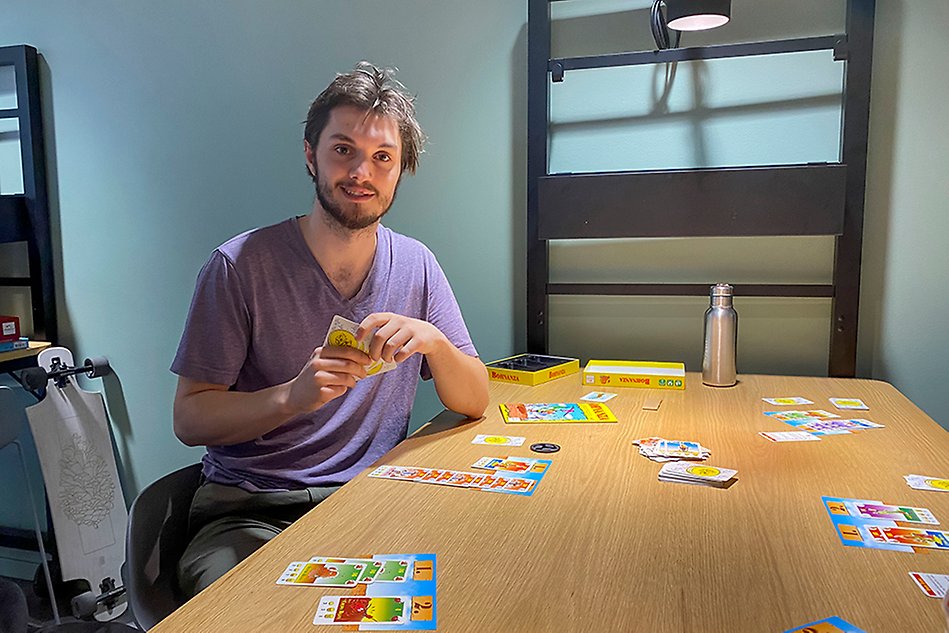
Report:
150,373,949,632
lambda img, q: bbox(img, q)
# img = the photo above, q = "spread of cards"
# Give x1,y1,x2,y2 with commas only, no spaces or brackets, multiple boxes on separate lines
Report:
368,456,551,497
277,553,436,629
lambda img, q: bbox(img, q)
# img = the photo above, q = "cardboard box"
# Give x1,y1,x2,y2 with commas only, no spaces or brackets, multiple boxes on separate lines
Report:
485,354,580,387
582,360,686,390
0,315,20,343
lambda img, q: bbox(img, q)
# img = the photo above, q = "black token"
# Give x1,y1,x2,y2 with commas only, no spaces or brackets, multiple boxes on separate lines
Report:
530,442,560,454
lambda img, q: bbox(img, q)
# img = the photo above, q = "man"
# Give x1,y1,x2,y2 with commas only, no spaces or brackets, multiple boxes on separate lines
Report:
171,62,489,596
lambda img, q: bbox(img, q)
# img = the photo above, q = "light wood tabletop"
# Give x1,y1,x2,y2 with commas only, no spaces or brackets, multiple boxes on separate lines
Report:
151,373,949,632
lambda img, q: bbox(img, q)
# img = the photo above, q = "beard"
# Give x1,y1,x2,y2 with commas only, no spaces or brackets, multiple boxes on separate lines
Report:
315,171,398,232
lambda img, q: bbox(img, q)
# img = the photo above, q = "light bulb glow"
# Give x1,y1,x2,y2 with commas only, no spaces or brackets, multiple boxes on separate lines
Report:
667,14,730,31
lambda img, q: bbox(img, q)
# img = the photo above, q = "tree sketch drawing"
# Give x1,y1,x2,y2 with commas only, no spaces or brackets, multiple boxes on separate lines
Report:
59,433,114,528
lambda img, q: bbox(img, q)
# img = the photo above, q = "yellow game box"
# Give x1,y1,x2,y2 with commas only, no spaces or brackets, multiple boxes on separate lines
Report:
485,354,580,386
582,360,686,390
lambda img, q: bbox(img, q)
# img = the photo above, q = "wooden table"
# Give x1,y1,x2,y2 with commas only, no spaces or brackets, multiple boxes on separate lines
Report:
152,373,949,631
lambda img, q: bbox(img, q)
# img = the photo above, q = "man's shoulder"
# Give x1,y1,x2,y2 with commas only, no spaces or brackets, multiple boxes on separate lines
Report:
216,217,299,265
380,225,437,264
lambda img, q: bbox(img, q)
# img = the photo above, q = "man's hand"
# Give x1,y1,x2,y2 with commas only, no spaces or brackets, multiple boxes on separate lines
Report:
357,313,450,364
285,345,371,415
357,312,488,420
174,345,370,447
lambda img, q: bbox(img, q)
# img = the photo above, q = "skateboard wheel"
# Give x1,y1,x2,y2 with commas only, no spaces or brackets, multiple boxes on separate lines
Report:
22,366,49,391
71,590,98,618
83,356,112,379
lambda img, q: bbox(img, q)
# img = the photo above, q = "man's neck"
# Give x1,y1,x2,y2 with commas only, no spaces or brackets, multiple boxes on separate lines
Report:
300,208,378,300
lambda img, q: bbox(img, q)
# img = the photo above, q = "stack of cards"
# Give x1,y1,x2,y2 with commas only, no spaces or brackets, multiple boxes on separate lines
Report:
904,474,949,492
324,314,398,378
633,437,710,462
658,462,736,488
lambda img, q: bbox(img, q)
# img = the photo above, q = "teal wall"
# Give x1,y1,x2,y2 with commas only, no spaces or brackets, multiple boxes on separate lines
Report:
0,0,947,572
859,0,949,429
0,0,526,545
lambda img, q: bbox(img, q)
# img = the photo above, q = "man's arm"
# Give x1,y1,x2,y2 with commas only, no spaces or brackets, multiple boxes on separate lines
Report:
358,312,489,419
173,345,370,446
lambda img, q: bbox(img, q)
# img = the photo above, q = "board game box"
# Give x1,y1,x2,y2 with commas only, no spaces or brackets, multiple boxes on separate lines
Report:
485,354,579,386
582,360,686,390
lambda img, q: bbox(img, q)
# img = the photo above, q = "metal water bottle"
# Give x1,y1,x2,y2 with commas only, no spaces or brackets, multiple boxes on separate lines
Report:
702,283,738,387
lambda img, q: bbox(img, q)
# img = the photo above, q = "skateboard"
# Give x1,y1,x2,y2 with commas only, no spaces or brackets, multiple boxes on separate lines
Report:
24,346,128,621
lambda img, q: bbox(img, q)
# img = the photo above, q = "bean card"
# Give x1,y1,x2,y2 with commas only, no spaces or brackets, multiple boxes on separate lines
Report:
829,397,869,410
309,557,383,583
759,431,821,442
313,596,407,624
762,397,813,405
904,474,949,492
373,559,410,582
908,571,949,598
472,434,526,446
580,391,617,402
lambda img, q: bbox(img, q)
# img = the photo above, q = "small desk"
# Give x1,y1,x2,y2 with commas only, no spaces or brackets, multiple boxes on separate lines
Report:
152,374,949,631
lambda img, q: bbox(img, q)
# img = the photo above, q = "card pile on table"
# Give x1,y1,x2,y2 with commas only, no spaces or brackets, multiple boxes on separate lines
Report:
658,462,737,488
633,437,710,462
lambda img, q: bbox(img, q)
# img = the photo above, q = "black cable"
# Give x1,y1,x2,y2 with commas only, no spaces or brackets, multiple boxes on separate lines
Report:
650,0,682,50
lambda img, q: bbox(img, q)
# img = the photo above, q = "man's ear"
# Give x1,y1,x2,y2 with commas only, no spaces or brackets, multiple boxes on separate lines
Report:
304,140,316,177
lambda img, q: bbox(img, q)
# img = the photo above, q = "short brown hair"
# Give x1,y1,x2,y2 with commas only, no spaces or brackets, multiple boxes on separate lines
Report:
304,62,425,175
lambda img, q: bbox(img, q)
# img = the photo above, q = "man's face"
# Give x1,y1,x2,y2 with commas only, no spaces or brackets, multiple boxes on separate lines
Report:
306,105,403,231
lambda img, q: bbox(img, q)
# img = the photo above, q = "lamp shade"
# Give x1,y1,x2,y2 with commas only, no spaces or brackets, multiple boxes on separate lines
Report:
665,0,731,31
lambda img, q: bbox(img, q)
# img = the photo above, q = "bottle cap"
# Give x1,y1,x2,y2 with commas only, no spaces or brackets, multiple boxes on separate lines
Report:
710,283,734,297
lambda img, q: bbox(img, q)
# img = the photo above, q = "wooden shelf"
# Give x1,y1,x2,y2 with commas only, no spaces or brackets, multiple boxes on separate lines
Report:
0,339,51,361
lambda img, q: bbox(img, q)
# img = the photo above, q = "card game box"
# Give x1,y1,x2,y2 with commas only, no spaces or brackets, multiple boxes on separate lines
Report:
484,354,579,386
583,360,686,390
0,315,20,343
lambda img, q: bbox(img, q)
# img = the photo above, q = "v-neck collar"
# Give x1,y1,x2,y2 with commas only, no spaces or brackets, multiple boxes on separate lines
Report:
289,217,386,309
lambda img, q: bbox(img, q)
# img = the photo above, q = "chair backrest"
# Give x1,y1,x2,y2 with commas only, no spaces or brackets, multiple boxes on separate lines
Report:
124,463,202,630
0,386,24,449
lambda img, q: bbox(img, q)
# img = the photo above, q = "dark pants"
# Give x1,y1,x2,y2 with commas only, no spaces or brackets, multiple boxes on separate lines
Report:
177,481,340,598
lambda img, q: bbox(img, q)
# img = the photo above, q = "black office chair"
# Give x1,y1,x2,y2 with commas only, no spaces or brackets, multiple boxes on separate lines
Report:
123,463,202,630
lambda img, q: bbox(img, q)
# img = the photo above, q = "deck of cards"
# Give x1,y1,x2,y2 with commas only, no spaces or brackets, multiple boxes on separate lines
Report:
324,314,398,378
658,462,737,488
633,437,710,462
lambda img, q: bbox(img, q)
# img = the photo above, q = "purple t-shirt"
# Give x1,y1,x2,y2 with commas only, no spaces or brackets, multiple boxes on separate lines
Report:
171,218,477,490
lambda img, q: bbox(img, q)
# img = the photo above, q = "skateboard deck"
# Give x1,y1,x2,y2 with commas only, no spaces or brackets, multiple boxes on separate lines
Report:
26,346,128,620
